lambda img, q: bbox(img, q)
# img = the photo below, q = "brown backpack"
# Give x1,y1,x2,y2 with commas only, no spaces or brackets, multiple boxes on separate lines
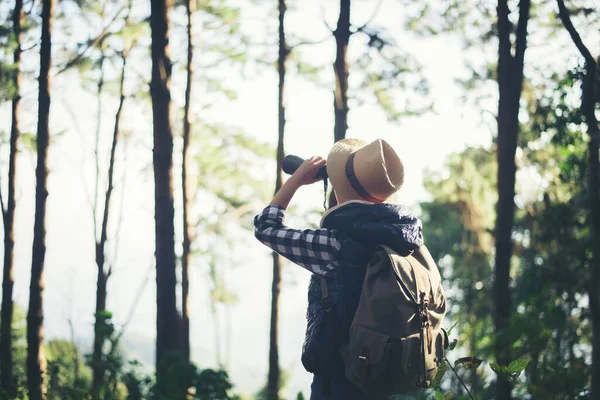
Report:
340,244,448,397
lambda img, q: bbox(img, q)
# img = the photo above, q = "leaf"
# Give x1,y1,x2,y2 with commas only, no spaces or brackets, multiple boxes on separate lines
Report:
431,361,447,388
507,357,531,374
506,372,522,383
21,132,37,152
444,392,454,400
454,356,483,369
490,362,503,375
448,339,458,351
435,391,444,400
95,310,113,320
447,320,459,336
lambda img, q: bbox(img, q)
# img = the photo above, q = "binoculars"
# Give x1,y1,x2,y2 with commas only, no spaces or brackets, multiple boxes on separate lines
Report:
282,155,328,179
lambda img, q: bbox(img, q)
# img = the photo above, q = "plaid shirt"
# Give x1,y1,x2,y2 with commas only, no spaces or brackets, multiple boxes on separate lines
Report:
254,205,341,277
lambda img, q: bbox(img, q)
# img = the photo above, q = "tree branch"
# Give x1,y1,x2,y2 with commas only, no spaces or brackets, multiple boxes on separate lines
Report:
0,176,6,223
54,6,125,76
514,0,531,67
26,0,36,15
556,0,596,67
354,0,384,32
21,42,39,52
289,35,330,49
321,3,334,32
497,0,513,88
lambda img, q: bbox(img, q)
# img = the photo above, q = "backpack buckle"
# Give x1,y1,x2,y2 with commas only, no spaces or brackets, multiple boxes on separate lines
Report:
358,348,369,386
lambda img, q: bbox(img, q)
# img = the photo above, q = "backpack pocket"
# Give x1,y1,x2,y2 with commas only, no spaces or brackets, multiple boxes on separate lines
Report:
393,332,444,389
342,324,393,394
343,326,446,395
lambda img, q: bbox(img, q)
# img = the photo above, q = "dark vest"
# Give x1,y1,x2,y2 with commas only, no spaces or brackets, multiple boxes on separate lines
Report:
301,201,423,376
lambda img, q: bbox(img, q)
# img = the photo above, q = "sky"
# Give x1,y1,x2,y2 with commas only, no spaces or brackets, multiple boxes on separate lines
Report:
1,0,570,397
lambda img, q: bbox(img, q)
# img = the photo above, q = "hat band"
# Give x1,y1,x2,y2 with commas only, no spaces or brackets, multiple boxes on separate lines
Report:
344,152,382,203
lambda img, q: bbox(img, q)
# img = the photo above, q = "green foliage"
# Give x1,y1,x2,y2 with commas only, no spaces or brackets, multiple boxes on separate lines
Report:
422,63,596,398
0,306,27,399
446,321,459,336
434,391,454,400
420,146,497,389
46,339,92,399
453,357,483,370
431,361,447,388
121,360,152,400
509,67,594,399
194,369,237,400
1,307,240,399
0,61,17,102
151,351,238,400
489,357,530,383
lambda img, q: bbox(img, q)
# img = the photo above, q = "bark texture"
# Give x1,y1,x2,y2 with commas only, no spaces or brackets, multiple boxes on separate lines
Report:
150,0,180,393
333,0,350,144
27,0,55,398
329,0,351,208
0,0,23,395
494,1,530,399
181,0,195,363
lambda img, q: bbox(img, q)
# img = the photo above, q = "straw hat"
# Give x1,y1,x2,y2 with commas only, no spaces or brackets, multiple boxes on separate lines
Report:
326,138,404,203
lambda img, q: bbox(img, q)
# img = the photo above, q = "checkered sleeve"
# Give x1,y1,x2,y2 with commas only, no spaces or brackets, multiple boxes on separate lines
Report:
253,205,341,277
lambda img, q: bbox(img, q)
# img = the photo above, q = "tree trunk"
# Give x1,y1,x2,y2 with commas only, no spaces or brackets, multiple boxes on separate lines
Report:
588,81,600,400
90,42,106,400
181,0,195,364
329,0,351,208
0,0,23,396
92,268,107,398
333,0,350,144
555,2,600,396
494,1,530,399
27,0,55,398
92,48,129,400
267,2,288,398
150,0,180,393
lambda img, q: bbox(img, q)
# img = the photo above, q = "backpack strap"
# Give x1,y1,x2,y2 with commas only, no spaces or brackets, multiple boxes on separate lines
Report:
418,291,430,388
320,277,331,311
319,277,333,399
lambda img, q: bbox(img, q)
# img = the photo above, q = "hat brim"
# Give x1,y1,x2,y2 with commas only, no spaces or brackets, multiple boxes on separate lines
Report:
326,138,368,203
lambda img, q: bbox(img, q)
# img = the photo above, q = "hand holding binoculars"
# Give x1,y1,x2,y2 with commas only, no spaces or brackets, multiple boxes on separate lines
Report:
282,155,328,179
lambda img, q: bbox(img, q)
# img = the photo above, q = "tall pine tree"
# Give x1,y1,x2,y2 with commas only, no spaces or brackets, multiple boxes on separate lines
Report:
27,0,56,398
494,1,530,398
150,0,180,395
0,0,23,396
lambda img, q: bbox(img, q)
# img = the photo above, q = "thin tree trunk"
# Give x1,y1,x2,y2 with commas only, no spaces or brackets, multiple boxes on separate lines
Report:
333,0,350,144
150,0,180,393
494,1,530,399
266,1,288,398
181,0,195,364
93,52,105,240
329,0,351,208
0,0,23,395
27,0,55,398
556,2,600,396
92,47,129,400
90,42,106,400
